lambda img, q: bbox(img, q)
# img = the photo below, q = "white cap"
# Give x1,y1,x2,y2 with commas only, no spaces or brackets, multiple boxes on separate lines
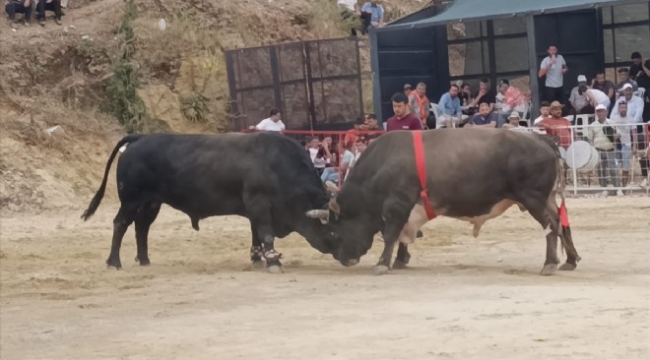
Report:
577,75,587,82
595,104,608,111
620,83,633,91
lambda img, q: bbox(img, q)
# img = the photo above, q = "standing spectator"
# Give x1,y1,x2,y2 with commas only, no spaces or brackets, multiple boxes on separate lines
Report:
533,101,551,125
469,78,497,112
5,0,33,27
535,101,573,149
569,75,590,115
386,92,422,131
587,104,622,197
360,1,383,35
630,52,650,121
36,0,61,26
579,85,610,110
467,103,497,128
538,45,568,103
438,84,462,128
610,102,636,189
249,109,285,131
495,79,527,128
591,71,616,110
610,83,645,125
409,82,430,129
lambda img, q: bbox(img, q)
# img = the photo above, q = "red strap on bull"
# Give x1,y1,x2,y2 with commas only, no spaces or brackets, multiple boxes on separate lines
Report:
558,199,570,227
412,131,437,220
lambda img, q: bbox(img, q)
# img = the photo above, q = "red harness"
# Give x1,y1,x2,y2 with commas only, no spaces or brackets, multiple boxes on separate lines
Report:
412,131,437,220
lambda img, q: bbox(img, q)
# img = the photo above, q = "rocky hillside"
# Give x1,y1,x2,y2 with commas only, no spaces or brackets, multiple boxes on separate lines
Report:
0,0,433,213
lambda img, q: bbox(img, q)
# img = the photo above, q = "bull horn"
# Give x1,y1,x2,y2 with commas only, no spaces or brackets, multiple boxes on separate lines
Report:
305,209,329,220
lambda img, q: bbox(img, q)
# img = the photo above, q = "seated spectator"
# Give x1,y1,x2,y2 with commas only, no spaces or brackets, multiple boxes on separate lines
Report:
610,101,636,189
535,101,573,149
533,101,551,125
360,1,384,35
321,140,355,185
466,103,497,128
409,82,430,129
5,0,33,27
569,75,591,114
587,104,622,196
249,108,285,131
354,113,379,131
579,85,610,110
495,79,528,128
469,78,496,113
459,83,476,116
438,84,463,128
502,112,528,132
37,0,61,26
610,83,645,124
326,137,368,191
616,68,638,93
591,71,616,108
306,137,327,175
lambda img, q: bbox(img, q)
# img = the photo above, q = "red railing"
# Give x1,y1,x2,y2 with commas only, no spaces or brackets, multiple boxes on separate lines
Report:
243,129,386,187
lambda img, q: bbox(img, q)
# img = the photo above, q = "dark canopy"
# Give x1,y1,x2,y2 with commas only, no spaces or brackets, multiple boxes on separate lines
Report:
382,0,648,31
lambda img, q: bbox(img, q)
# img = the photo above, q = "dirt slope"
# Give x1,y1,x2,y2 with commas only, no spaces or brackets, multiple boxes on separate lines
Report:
0,0,430,213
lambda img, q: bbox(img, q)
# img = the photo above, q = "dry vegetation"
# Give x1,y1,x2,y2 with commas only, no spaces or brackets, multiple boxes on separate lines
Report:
0,0,431,213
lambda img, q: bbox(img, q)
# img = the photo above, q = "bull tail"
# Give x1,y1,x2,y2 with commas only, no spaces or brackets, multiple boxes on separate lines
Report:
80,134,144,221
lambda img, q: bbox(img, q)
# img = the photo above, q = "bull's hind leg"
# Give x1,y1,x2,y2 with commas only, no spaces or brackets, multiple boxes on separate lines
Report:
249,221,266,269
106,204,139,269
393,243,411,270
522,199,561,276
134,202,161,266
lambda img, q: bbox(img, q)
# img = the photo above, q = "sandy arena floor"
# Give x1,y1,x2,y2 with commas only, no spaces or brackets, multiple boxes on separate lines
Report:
1,197,649,360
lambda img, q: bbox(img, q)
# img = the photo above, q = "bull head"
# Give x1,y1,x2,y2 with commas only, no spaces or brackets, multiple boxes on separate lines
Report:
305,198,341,224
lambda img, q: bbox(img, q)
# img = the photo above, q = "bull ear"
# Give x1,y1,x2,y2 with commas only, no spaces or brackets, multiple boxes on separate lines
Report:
305,209,329,224
328,198,341,215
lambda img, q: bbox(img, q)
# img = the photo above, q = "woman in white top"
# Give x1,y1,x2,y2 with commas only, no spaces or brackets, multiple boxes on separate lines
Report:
579,85,610,109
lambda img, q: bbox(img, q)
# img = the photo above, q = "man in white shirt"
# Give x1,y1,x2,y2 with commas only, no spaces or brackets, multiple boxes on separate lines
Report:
250,109,285,131
579,85,610,110
610,102,636,188
588,104,622,196
533,101,551,125
610,83,644,124
538,45,568,103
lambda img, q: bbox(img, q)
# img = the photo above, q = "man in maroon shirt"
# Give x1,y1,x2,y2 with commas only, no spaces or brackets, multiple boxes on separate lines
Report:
385,92,423,131
384,91,424,255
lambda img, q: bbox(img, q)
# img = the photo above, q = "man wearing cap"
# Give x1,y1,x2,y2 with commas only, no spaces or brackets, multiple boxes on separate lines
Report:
502,112,528,132
587,104,622,196
538,45,568,103
610,83,644,125
535,101,573,149
569,75,590,114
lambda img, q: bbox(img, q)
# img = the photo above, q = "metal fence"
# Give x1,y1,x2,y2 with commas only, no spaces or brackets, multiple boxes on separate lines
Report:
245,123,650,196
225,37,364,131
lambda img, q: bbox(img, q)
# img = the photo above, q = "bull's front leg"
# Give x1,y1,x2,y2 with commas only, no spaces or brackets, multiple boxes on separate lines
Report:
244,194,283,274
393,243,411,269
374,199,412,275
249,221,266,269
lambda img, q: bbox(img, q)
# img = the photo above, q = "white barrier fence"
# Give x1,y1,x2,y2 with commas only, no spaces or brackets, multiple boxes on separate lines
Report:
515,121,650,196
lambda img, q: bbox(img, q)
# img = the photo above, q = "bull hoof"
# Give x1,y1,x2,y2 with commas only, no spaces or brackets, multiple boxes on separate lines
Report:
251,260,266,270
540,263,558,276
392,260,408,270
267,265,284,274
558,262,577,271
106,258,122,270
373,265,390,276
135,256,150,266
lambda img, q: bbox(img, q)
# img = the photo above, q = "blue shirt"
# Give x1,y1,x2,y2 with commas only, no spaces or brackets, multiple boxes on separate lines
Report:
471,113,497,126
361,2,384,22
438,92,461,116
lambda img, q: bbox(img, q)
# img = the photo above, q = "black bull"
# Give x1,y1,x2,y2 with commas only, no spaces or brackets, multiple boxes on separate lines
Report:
307,128,581,276
81,132,339,273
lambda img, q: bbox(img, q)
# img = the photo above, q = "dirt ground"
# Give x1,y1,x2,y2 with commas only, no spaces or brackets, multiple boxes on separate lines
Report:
1,197,649,360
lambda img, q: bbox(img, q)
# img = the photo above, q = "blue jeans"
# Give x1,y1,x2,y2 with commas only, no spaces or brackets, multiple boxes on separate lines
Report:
321,167,339,183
